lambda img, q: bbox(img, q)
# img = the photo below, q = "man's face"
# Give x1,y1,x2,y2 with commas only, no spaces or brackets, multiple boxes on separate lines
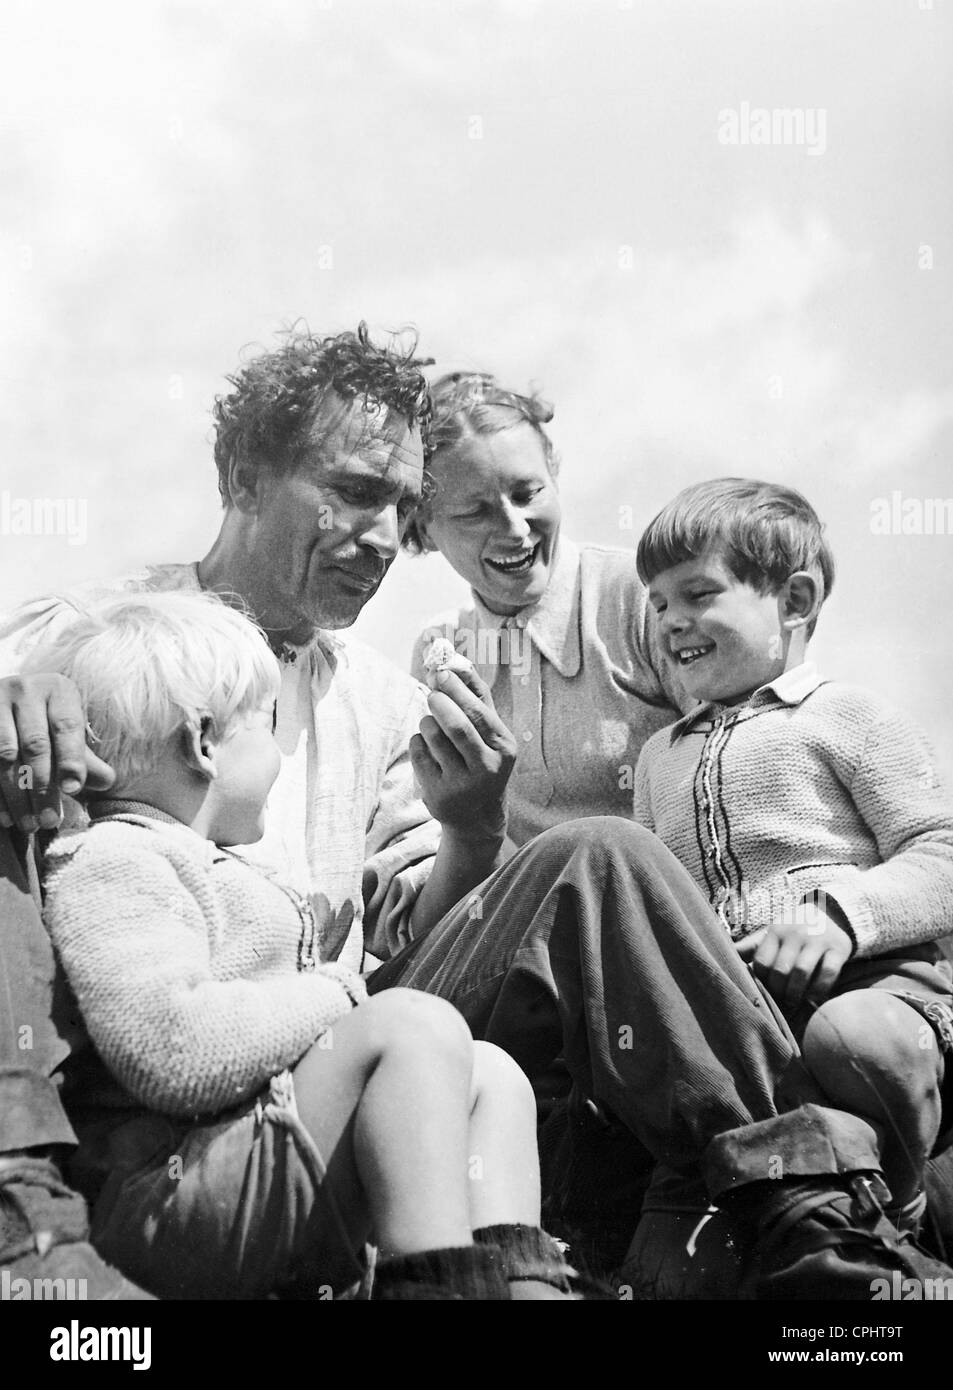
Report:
249,395,425,636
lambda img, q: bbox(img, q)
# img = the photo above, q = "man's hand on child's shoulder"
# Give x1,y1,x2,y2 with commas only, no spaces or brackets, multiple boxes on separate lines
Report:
737,902,854,1011
0,672,115,831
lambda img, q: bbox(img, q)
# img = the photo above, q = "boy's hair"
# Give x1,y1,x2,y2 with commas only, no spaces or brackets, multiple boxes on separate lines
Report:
21,591,281,789
636,478,835,633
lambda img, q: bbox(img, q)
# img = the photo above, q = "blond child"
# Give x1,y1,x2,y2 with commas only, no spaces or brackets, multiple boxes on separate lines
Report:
30,591,579,1299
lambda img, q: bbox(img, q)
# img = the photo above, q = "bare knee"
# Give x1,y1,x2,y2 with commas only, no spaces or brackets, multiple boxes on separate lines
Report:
359,987,473,1071
470,1040,536,1113
804,993,942,1103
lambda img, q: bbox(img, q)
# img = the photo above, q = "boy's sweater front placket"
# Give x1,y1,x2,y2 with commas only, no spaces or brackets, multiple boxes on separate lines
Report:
632,663,953,959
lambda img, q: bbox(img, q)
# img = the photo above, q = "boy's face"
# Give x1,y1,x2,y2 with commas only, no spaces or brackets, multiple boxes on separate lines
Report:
648,551,786,706
208,702,281,846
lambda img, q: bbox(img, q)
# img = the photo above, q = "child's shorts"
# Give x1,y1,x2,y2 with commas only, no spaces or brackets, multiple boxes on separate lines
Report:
82,1071,367,1300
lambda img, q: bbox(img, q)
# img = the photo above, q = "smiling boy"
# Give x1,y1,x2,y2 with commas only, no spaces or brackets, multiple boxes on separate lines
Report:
634,477,953,1224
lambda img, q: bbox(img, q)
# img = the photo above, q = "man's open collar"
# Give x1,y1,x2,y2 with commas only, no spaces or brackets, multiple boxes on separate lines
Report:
669,661,826,740
471,537,582,688
190,560,343,673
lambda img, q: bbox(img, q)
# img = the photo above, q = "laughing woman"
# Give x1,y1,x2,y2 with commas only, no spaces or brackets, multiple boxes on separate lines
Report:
406,372,685,848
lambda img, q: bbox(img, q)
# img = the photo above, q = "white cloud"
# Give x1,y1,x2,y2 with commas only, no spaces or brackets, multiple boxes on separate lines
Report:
1,1,951,785
835,389,953,483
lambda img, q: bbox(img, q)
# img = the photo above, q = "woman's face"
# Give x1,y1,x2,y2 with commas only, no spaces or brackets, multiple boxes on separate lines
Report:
420,424,562,615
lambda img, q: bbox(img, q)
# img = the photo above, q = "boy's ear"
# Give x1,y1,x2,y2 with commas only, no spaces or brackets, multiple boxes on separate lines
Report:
778,571,821,630
181,717,218,781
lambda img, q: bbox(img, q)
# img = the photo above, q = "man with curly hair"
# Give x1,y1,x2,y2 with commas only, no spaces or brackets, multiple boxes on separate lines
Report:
1,324,515,964
4,324,950,1302
0,323,519,1298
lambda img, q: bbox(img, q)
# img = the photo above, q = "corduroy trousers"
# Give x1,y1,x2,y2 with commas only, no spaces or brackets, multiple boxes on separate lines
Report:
368,818,806,1178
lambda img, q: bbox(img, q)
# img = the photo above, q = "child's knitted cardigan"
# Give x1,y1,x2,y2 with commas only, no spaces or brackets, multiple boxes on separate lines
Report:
42,807,367,1119
632,665,953,958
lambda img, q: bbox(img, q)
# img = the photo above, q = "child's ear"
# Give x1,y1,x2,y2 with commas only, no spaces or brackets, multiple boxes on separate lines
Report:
181,717,218,781
778,571,820,631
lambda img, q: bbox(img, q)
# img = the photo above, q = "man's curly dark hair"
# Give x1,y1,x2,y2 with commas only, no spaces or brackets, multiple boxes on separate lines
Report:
211,322,435,504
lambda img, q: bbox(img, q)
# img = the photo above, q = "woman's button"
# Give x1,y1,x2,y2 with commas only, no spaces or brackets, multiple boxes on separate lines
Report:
519,675,530,686
521,730,533,743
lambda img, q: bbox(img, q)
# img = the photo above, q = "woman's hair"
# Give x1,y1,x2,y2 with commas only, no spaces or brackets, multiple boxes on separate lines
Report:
21,590,281,790
402,371,557,554
636,477,835,634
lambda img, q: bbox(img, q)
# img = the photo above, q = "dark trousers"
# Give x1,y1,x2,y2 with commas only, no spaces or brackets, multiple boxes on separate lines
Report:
369,818,806,1176
0,829,76,1152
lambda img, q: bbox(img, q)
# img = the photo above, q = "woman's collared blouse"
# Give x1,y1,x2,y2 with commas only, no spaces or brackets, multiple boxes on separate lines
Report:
411,538,685,847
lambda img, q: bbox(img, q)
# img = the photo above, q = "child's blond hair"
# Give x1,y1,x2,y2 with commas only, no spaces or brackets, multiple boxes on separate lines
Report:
22,590,281,789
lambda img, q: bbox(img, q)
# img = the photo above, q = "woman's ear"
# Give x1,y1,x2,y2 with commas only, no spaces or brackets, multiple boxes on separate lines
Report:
778,571,821,631
181,717,218,781
413,514,437,554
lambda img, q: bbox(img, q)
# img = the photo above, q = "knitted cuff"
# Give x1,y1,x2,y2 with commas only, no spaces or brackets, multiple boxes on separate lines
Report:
800,889,858,955
473,1223,574,1291
372,1244,509,1301
317,961,368,1008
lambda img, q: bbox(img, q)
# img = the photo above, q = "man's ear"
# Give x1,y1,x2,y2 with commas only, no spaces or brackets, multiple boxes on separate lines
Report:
778,571,821,631
226,455,265,514
181,717,218,781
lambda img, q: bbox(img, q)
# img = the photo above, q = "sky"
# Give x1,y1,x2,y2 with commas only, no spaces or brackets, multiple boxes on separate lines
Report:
1,0,952,777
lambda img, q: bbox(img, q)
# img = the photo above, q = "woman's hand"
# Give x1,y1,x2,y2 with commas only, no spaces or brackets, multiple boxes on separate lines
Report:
410,665,516,840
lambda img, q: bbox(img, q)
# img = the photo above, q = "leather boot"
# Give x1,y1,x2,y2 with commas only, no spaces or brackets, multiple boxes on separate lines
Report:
704,1104,953,1301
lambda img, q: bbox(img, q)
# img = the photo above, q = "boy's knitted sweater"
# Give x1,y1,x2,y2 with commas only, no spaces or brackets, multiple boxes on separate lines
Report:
42,806,367,1119
632,665,953,958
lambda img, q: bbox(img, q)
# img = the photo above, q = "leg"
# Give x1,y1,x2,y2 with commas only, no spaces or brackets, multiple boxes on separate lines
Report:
0,828,152,1299
371,816,802,1296
0,828,77,1149
467,1040,585,1299
371,818,802,1170
295,995,580,1299
803,992,944,1206
373,818,953,1297
923,1145,953,1262
297,1005,544,1244
465,1041,540,1231
292,988,476,1257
